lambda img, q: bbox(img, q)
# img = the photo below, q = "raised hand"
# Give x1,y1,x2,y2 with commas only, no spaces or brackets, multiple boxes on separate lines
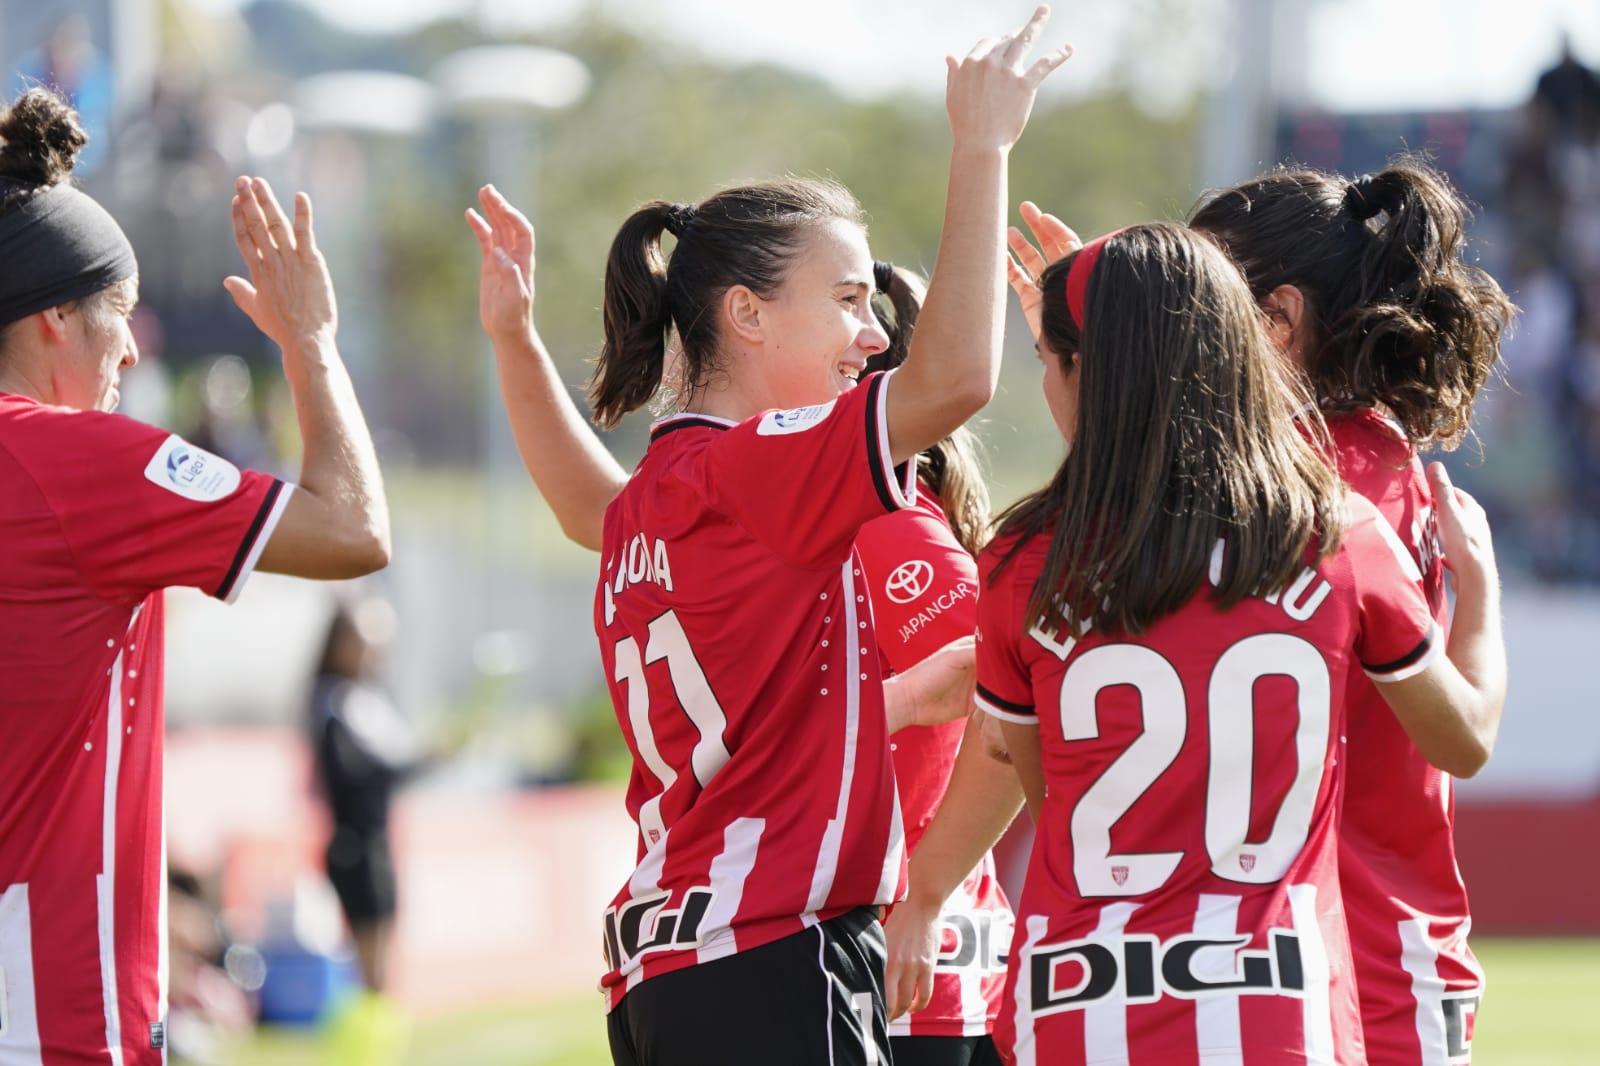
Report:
946,5,1073,154
466,184,537,342
224,176,337,349
1006,200,1082,340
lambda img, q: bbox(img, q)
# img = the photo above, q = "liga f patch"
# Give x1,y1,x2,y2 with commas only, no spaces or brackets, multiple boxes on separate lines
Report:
757,400,835,436
143,434,242,503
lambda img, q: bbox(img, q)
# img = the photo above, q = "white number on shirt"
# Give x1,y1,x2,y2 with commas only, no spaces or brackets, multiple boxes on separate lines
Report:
1061,634,1331,895
614,610,733,844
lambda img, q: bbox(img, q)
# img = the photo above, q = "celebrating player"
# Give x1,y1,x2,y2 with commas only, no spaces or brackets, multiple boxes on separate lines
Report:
972,223,1505,1064
468,176,1022,1063
1190,159,1514,1064
465,9,1069,1062
0,89,388,1065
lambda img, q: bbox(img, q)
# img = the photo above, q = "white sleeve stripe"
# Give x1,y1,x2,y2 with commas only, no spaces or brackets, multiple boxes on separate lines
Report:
873,370,917,510
1365,622,1445,683
977,696,1039,726
223,483,295,604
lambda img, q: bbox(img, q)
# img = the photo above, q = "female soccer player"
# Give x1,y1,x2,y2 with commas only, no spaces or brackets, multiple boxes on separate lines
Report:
1189,160,1514,1065
0,89,387,1065
467,11,1070,1064
975,223,1504,1064
468,176,1021,1064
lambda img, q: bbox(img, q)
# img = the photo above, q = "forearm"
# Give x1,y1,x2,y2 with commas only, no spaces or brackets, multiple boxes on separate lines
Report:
998,717,1046,818
1444,564,1507,748
905,715,1025,908
493,326,627,551
887,146,1007,463
285,338,388,558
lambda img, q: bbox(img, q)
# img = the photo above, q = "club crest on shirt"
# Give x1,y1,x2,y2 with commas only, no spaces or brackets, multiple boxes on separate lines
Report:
143,434,241,503
757,400,835,436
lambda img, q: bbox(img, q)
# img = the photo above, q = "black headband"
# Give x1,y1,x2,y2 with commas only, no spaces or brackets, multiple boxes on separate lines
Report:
0,183,137,328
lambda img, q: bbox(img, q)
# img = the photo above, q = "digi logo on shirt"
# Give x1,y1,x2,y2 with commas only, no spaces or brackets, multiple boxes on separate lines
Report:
143,434,241,503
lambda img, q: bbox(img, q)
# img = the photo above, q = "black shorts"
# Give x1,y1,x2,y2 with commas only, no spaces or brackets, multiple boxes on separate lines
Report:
324,824,396,925
606,906,891,1066
890,1034,1004,1066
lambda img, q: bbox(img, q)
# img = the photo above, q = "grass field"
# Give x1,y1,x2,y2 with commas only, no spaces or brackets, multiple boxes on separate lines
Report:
231,937,1599,1065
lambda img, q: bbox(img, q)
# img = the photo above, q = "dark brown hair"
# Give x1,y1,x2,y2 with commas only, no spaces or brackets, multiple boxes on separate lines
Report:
589,178,865,429
0,87,86,210
1190,156,1515,449
995,223,1343,635
865,266,990,556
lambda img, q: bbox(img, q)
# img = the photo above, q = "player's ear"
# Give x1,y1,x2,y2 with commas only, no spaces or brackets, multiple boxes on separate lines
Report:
1260,285,1309,366
35,304,73,345
722,284,765,345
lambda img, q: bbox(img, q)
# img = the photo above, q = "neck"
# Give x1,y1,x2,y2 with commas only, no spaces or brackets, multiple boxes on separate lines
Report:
0,358,51,404
680,372,766,425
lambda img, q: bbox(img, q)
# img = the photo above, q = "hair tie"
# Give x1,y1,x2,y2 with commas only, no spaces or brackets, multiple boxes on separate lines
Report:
1064,229,1126,333
663,202,697,237
1343,174,1383,221
873,260,896,296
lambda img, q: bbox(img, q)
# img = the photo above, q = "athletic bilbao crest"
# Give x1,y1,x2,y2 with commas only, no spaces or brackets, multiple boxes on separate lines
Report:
1111,865,1129,886
1239,854,1256,873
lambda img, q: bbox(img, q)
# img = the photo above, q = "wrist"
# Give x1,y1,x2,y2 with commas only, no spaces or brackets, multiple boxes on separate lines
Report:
949,141,1010,161
281,331,340,366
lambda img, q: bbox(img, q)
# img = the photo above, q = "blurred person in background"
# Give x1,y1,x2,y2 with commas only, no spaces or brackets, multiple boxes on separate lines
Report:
307,596,418,1065
0,87,388,1065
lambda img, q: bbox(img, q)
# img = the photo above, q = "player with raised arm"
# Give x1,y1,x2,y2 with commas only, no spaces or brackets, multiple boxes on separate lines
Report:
484,11,1069,1064
1190,160,1514,1065
970,223,1503,1065
0,89,388,1065
468,179,1022,1063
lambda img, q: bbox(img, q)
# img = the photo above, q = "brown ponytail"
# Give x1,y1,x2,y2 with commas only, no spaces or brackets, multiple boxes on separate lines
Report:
866,264,991,556
588,178,867,429
590,202,676,429
1191,155,1515,449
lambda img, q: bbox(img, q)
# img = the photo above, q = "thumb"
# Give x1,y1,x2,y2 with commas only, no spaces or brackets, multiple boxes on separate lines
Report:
1428,463,1458,519
223,275,258,315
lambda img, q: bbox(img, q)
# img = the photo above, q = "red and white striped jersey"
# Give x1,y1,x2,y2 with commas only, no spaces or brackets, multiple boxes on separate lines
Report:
855,486,1013,1039
977,494,1442,1066
595,372,913,1010
1328,409,1483,1064
0,392,290,1065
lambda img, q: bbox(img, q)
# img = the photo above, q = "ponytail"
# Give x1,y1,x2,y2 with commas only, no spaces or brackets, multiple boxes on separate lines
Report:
589,202,677,429
867,264,991,555
1191,154,1515,449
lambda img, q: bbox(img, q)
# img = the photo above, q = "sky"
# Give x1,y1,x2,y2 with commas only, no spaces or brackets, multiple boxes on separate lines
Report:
191,0,1600,114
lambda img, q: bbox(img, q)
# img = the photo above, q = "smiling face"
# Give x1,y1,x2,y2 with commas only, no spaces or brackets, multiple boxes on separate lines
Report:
739,218,889,409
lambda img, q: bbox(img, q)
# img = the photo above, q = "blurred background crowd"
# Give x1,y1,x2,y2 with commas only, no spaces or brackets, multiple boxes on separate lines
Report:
6,0,1598,1062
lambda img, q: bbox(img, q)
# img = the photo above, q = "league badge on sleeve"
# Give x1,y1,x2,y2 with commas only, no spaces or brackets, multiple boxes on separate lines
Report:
757,399,836,436
143,434,242,503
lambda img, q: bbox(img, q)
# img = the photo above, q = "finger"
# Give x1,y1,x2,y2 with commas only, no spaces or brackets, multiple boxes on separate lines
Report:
293,192,318,258
236,178,278,264
465,208,493,256
1006,253,1037,296
1428,463,1456,515
1008,226,1048,280
222,275,257,315
965,36,999,62
912,966,936,1015
1002,4,1050,67
485,184,534,238
1026,42,1075,84
494,248,526,290
252,177,296,254
229,193,263,269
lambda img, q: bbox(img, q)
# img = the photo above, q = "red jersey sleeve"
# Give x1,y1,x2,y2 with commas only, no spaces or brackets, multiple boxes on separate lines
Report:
974,540,1037,725
1346,495,1444,683
695,370,916,568
852,491,978,676
18,409,290,604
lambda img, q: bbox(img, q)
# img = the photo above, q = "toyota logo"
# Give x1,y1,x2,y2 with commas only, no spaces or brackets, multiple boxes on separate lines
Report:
885,560,934,604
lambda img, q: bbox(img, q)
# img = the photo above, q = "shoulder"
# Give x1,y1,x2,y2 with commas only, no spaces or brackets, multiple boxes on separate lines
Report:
1337,492,1422,582
1326,408,1416,488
